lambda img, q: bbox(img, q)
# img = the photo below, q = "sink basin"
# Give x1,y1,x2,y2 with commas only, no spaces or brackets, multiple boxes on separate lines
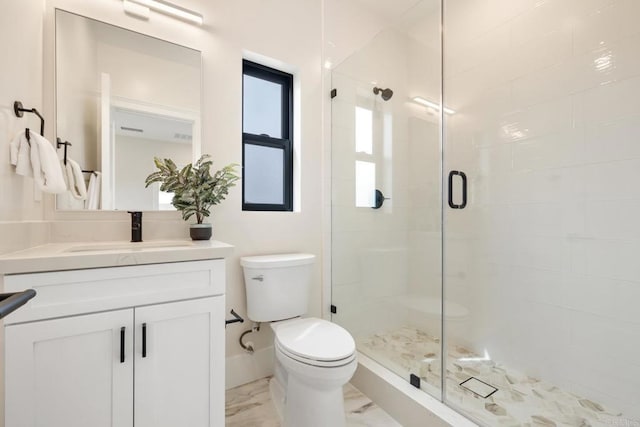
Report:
65,241,194,253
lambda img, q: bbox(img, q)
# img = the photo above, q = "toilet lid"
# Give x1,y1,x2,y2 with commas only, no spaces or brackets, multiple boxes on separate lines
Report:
274,318,355,362
276,340,357,368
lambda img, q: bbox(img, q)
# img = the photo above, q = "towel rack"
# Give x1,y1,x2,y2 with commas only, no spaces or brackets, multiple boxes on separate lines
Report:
14,101,44,137
56,137,97,175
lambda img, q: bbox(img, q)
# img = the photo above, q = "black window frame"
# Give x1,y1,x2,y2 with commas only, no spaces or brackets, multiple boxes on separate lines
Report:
242,60,294,212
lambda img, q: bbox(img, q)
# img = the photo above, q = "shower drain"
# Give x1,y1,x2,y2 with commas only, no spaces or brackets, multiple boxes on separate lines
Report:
459,377,498,399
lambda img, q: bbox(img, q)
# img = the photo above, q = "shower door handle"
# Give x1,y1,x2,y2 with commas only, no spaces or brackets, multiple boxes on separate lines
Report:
448,171,467,209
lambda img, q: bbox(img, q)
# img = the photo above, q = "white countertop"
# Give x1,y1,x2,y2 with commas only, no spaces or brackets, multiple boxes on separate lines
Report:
0,240,234,275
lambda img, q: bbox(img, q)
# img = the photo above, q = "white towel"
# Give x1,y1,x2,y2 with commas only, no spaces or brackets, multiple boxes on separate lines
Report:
62,158,87,200
9,130,33,177
28,133,67,194
86,171,102,210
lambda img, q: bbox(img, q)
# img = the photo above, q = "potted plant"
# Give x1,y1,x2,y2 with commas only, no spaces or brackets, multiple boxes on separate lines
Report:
145,155,239,240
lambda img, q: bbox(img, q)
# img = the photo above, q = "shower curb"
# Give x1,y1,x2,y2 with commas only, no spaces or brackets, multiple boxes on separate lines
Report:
351,352,478,427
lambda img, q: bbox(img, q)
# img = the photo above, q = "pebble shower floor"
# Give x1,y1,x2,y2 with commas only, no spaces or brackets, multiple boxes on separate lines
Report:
359,326,634,427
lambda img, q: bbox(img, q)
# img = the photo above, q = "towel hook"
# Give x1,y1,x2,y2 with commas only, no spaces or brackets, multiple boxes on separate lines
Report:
56,138,72,165
14,101,44,136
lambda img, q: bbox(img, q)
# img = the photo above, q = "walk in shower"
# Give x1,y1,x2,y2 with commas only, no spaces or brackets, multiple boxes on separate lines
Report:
330,0,640,425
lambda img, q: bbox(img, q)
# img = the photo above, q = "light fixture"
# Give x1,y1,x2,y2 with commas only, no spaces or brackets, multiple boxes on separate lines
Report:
123,0,150,19
412,96,455,114
127,0,203,25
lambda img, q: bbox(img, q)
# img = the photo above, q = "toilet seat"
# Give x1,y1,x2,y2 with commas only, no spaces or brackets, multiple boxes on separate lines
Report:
273,318,356,367
276,340,356,367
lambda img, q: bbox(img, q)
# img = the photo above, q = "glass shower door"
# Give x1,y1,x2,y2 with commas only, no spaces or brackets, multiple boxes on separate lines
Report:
330,0,443,399
442,0,640,425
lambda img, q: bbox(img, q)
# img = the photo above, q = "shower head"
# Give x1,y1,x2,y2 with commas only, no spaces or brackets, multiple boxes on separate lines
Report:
373,87,393,101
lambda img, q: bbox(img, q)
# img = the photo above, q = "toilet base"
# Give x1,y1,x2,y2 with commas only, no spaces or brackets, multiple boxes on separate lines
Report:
284,373,347,427
270,347,357,427
269,367,348,427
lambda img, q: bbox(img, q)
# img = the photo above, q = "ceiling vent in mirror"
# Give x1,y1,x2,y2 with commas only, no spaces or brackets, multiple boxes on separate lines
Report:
121,127,144,133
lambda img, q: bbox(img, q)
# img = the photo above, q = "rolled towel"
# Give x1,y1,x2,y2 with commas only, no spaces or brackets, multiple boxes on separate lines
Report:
62,158,87,200
29,133,67,194
86,171,102,210
9,130,33,177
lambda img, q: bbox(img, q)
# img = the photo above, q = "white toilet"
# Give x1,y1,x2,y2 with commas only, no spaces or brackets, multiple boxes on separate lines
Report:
240,253,357,427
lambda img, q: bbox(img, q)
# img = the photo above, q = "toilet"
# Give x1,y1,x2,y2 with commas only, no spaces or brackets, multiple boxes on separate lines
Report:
240,253,357,427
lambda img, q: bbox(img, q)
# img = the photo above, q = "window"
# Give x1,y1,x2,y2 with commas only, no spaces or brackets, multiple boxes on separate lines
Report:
354,106,375,207
242,60,293,211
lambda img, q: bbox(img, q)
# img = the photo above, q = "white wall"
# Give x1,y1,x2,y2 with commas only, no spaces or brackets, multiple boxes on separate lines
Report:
0,0,50,254
444,0,640,417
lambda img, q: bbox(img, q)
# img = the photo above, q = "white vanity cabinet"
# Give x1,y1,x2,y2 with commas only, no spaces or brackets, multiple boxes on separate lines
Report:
6,309,135,427
134,296,223,427
2,259,226,427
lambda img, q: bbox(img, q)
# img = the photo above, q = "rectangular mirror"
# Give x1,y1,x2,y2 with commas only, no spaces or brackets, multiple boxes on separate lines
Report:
55,9,201,211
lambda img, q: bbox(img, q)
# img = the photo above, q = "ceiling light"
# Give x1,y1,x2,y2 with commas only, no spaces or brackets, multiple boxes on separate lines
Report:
123,0,150,19
412,96,455,114
128,0,203,25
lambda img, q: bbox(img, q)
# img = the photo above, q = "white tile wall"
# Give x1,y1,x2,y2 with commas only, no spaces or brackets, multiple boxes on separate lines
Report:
445,0,640,418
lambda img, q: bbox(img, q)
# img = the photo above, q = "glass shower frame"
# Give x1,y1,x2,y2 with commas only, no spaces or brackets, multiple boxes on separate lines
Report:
329,0,445,403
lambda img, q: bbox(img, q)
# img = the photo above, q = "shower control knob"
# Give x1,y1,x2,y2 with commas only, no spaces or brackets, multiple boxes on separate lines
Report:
372,189,390,209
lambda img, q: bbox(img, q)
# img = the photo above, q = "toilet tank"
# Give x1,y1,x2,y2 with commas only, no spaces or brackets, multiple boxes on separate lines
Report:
240,253,315,322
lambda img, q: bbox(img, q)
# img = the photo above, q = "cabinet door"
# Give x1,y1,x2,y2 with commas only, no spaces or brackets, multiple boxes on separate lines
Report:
134,296,224,427
5,309,134,427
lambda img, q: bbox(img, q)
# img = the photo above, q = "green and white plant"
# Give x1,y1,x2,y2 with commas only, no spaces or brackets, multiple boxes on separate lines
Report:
145,154,239,225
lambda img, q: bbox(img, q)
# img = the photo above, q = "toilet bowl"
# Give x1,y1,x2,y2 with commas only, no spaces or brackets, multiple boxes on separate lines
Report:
240,254,357,427
270,318,357,427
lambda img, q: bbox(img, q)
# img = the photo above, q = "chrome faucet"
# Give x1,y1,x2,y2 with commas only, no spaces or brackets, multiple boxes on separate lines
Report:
127,211,143,242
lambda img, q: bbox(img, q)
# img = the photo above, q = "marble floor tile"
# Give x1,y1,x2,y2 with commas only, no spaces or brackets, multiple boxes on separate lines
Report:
225,377,401,427
225,378,280,427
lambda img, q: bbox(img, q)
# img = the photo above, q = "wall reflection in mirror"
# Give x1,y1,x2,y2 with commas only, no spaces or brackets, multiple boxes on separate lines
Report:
55,9,201,211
